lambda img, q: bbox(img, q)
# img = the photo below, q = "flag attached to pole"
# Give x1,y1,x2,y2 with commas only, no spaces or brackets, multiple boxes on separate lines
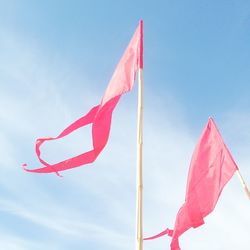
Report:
23,21,143,176
144,117,238,250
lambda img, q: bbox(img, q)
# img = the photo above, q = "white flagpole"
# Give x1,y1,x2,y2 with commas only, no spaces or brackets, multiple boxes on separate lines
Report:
236,170,250,200
136,67,143,250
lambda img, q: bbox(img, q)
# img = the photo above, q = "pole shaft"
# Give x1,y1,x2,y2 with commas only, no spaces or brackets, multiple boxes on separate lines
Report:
136,68,143,250
236,170,250,200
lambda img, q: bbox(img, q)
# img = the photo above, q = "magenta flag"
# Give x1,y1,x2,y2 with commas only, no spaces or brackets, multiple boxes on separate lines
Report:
23,21,143,176
144,117,238,250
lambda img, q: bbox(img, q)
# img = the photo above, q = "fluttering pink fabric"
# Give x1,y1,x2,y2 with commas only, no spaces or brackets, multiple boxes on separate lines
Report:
144,117,238,250
23,21,143,176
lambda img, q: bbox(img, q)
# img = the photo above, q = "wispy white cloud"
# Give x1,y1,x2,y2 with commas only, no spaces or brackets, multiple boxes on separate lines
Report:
0,198,130,248
0,232,49,250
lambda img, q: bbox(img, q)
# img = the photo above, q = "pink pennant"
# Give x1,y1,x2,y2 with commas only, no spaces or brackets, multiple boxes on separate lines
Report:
144,118,238,250
23,20,143,175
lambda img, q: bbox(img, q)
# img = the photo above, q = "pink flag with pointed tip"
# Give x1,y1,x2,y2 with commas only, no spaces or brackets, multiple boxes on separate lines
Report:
23,20,143,176
144,117,238,250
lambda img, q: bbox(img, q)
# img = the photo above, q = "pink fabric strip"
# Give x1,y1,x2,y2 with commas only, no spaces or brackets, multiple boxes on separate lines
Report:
23,21,143,175
139,20,143,69
144,228,173,240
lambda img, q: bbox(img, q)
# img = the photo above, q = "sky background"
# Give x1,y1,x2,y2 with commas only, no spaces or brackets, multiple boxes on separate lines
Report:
1,0,250,249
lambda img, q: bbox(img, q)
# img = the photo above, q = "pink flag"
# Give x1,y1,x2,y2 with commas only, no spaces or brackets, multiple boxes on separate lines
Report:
23,21,143,176
144,117,238,250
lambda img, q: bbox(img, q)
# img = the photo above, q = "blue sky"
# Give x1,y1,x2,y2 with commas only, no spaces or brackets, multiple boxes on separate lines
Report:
1,1,250,249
